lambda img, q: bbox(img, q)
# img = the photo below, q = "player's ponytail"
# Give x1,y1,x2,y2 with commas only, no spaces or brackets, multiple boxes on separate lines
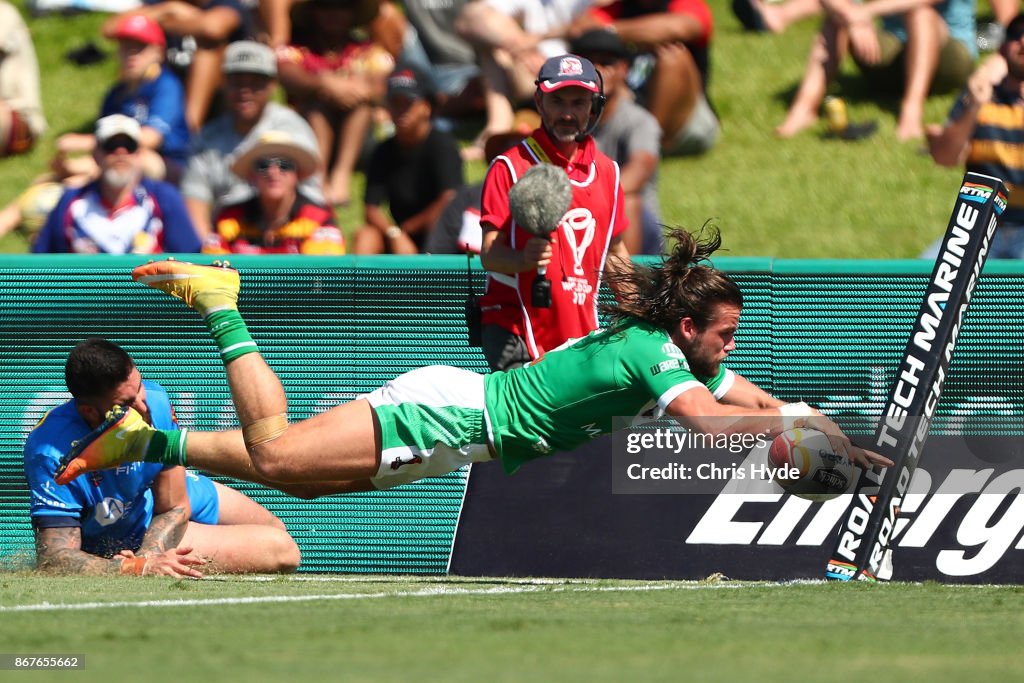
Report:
603,224,742,332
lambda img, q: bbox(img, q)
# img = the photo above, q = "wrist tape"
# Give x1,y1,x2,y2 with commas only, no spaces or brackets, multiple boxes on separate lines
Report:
779,401,814,431
119,556,147,576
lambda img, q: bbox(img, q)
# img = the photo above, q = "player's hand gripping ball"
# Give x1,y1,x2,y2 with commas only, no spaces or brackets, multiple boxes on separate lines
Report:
767,428,858,501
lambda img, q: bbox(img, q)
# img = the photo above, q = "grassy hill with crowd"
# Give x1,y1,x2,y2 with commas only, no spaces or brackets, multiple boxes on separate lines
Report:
0,0,995,257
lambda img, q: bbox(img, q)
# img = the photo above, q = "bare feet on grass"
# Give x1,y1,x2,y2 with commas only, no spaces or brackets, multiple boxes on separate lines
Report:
775,109,819,138
896,103,925,142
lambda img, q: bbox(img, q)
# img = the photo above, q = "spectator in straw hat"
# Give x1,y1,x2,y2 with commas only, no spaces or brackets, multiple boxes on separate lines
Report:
181,40,323,240
203,131,345,254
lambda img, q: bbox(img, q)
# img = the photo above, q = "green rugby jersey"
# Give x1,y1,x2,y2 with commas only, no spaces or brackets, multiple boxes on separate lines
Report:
483,318,734,473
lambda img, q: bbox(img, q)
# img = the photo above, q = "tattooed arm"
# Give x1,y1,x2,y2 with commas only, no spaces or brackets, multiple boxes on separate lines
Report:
33,469,196,577
34,524,125,575
34,523,205,578
137,467,191,556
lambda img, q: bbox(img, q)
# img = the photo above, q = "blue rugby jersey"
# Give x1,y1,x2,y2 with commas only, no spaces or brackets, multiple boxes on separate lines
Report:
24,381,217,557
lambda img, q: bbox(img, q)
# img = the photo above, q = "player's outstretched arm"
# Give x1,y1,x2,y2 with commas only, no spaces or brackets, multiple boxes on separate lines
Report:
665,386,893,470
666,385,803,437
718,374,786,410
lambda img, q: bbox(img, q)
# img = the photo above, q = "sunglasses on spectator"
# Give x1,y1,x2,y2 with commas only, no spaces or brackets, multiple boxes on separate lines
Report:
255,157,298,174
227,77,272,91
101,137,139,154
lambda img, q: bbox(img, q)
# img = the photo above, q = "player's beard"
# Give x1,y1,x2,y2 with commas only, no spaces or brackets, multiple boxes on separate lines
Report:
680,333,722,378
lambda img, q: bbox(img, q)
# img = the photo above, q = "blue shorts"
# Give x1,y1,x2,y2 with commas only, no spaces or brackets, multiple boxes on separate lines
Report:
186,471,219,524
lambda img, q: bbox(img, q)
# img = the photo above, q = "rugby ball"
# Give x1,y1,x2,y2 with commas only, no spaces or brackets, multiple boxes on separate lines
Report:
767,428,858,501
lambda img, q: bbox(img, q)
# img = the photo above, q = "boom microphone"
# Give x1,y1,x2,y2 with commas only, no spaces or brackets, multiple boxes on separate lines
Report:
508,163,573,308
509,163,573,237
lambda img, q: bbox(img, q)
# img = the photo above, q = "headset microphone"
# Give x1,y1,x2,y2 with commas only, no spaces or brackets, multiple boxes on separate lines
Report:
575,70,607,142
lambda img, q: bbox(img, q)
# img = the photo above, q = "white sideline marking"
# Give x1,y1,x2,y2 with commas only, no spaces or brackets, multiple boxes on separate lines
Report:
0,581,739,613
203,575,582,585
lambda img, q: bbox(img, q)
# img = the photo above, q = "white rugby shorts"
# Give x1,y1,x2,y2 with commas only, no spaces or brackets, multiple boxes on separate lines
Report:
363,366,494,489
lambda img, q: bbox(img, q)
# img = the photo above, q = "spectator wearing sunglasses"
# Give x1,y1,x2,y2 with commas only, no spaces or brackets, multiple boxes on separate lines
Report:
202,131,345,254
33,115,201,255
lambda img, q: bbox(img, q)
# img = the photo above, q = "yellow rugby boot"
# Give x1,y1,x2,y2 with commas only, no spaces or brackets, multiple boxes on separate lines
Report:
54,406,157,485
132,259,239,318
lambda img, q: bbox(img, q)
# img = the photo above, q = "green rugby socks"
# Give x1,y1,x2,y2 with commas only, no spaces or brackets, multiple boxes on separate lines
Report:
141,429,187,467
206,309,259,363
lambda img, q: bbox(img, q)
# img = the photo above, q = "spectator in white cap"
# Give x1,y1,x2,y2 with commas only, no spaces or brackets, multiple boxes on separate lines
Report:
203,130,345,254
34,115,201,254
181,40,323,240
53,13,190,186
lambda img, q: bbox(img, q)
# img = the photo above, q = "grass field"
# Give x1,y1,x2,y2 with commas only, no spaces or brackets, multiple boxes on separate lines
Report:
0,575,1021,682
3,5,1021,681
0,0,1004,257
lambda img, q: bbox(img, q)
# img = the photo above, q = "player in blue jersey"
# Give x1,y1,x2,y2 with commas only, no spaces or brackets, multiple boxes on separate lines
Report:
25,338,300,577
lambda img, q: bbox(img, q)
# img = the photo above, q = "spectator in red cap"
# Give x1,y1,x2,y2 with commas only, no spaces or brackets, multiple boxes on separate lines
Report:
53,13,190,185
114,13,167,47
102,0,255,132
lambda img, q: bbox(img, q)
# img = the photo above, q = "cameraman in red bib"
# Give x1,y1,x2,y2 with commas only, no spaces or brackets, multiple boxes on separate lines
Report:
478,54,633,371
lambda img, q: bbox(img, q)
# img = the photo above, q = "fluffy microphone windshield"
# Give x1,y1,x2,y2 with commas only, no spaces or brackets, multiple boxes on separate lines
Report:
508,163,572,237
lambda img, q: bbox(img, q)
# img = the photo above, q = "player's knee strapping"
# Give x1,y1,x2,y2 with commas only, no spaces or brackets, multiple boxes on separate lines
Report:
243,414,289,449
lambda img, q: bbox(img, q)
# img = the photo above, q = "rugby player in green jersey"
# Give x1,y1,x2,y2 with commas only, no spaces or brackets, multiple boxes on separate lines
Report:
55,227,892,491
